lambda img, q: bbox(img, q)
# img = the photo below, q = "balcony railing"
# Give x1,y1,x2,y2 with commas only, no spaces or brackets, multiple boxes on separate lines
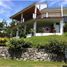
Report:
63,14,67,16
37,13,61,19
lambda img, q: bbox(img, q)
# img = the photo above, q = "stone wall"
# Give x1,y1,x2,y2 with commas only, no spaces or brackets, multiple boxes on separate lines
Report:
0,47,9,58
0,47,59,61
21,48,51,61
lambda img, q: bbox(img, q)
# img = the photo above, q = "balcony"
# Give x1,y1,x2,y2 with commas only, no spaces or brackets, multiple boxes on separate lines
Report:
37,12,61,19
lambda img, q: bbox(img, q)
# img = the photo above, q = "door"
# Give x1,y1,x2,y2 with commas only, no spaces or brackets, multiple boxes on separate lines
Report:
54,23,60,33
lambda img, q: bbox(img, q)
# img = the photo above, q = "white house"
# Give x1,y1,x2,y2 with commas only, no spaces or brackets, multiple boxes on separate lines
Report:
10,2,67,37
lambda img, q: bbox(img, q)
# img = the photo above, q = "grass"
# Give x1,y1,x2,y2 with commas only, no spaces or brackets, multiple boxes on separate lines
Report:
0,35,67,67
0,58,66,67
25,35,67,47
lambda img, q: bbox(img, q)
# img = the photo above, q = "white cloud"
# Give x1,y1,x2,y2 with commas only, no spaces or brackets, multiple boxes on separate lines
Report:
62,0,67,6
48,1,59,7
48,0,67,7
0,0,14,14
0,0,12,9
64,0,67,1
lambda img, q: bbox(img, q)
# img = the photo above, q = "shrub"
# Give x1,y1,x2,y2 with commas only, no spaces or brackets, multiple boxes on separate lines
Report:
46,39,65,53
6,37,32,59
5,36,67,60
23,40,32,48
33,37,67,62
45,38,67,62
6,38,32,48
0,38,9,46
6,38,24,48
6,38,24,59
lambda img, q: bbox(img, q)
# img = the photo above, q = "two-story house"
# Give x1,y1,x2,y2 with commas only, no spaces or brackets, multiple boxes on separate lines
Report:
10,2,67,37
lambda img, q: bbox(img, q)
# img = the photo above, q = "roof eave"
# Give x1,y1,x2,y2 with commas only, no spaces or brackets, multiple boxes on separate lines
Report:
10,2,36,19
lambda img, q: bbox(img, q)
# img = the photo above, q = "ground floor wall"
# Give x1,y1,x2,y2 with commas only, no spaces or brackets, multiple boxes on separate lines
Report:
27,19,64,37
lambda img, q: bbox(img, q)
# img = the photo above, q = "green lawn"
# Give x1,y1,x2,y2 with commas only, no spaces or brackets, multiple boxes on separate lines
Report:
25,35,67,47
0,58,66,67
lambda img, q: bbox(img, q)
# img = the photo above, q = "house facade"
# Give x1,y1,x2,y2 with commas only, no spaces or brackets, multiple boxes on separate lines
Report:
10,2,67,37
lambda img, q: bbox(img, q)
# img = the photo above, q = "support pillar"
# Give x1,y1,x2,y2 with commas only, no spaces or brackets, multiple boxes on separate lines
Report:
15,28,19,38
33,5,37,36
61,5,63,17
21,13,26,36
21,14,24,23
16,21,19,38
60,19,64,34
33,21,36,36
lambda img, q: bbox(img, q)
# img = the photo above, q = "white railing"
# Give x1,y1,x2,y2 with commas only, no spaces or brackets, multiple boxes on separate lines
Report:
48,13,61,17
37,13,61,19
63,14,67,16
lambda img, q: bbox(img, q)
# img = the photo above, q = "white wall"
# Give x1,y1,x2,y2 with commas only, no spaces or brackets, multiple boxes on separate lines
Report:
27,20,64,38
60,19,64,34
54,23,60,33
36,3,47,10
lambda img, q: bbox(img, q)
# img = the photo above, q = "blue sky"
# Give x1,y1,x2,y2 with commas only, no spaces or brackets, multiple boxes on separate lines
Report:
0,0,67,24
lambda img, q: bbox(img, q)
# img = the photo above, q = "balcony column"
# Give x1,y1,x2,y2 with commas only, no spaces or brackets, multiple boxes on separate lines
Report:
33,5,37,36
21,13,26,35
46,12,48,18
21,13,24,23
59,5,64,35
61,5,63,17
60,19,64,35
15,20,19,38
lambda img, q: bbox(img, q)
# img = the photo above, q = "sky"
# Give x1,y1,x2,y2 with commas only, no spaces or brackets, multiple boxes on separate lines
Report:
0,0,67,24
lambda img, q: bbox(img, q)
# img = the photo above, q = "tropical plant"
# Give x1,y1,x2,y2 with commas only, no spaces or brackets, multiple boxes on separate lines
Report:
6,37,32,59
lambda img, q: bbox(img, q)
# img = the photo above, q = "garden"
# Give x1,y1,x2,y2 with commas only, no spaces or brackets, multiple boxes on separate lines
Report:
0,35,67,67
0,20,67,67
0,35,67,61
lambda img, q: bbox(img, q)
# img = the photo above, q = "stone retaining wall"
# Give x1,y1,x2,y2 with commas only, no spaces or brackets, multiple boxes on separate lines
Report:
21,48,51,61
0,47,9,58
0,47,59,61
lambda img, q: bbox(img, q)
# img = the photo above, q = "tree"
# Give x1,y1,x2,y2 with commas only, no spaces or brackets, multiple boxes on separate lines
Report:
10,20,17,37
9,20,26,38
0,20,8,37
0,22,4,30
2,19,7,27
